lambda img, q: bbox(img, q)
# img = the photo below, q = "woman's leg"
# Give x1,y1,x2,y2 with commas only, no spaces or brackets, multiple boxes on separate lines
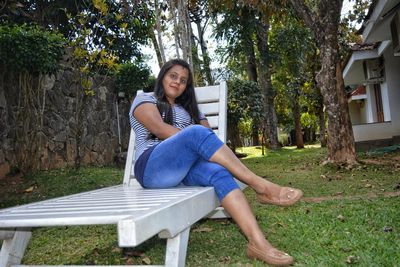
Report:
208,141,302,206
142,125,224,188
221,190,293,266
143,125,302,206
183,161,293,266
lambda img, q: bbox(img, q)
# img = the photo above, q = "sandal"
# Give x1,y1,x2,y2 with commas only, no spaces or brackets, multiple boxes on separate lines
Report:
247,243,294,266
257,187,303,207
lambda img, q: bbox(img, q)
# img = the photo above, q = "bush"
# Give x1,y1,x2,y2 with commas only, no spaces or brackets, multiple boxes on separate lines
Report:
114,62,151,98
0,24,65,74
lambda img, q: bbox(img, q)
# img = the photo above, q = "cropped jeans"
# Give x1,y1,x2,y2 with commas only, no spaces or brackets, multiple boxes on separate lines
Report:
142,125,240,201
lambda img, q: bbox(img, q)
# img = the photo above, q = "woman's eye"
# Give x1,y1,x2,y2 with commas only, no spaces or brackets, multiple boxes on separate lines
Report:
180,79,187,85
170,73,177,80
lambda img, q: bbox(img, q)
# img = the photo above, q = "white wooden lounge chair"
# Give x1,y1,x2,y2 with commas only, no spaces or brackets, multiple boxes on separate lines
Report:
0,82,245,267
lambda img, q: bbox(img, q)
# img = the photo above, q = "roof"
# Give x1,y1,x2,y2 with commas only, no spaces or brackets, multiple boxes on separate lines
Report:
350,85,367,96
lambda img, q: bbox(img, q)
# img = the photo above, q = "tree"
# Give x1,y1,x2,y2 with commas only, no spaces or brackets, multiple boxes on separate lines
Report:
256,11,280,149
1,0,152,63
227,79,264,151
168,0,193,68
211,1,281,148
289,0,357,165
270,15,316,149
188,0,214,85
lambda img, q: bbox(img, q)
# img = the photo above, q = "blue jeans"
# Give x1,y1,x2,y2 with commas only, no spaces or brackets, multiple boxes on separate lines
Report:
142,125,240,201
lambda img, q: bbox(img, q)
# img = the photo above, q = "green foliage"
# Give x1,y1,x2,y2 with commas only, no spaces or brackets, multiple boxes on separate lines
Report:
301,112,318,129
228,79,264,125
0,24,65,74
114,63,151,98
227,79,264,147
1,0,152,63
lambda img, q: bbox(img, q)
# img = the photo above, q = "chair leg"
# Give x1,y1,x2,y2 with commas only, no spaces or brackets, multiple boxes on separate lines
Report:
164,227,190,267
0,229,32,267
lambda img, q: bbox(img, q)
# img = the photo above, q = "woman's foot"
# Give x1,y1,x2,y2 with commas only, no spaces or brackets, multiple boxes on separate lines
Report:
247,242,294,266
257,186,303,207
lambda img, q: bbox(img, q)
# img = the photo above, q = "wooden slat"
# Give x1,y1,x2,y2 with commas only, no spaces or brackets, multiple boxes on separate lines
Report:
195,85,220,103
206,116,219,129
198,102,219,116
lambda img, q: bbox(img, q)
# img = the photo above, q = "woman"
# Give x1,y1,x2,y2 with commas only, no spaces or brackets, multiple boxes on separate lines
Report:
129,59,303,266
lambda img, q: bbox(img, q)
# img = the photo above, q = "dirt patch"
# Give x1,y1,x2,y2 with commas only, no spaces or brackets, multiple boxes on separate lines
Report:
0,173,26,195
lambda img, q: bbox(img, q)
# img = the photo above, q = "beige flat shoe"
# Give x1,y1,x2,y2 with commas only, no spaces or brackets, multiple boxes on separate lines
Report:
257,187,303,207
247,243,294,266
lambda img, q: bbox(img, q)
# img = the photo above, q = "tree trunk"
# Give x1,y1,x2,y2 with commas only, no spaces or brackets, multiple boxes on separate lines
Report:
256,17,280,149
244,27,259,145
149,29,164,68
169,1,181,58
154,0,166,66
293,91,304,149
317,93,327,147
289,0,357,165
195,20,213,85
175,0,193,69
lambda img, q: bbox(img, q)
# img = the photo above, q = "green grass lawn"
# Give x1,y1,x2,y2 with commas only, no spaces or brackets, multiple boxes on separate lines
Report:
1,145,399,266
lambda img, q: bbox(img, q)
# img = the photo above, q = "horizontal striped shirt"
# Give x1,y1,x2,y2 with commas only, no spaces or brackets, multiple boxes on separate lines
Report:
129,92,206,160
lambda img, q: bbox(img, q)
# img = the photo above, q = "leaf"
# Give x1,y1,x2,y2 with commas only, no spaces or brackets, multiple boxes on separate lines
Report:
141,256,151,265
346,255,359,264
24,186,34,193
337,214,345,222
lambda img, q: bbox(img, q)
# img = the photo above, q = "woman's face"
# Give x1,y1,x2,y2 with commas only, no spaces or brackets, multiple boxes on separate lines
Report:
162,64,189,104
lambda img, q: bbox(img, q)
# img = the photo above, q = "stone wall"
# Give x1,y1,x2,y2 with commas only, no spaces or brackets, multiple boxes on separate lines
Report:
0,67,131,178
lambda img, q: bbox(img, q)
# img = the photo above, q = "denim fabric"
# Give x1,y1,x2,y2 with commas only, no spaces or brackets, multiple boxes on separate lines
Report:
142,125,240,201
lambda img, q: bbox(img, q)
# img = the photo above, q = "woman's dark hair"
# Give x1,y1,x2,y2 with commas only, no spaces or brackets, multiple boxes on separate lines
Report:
153,59,202,126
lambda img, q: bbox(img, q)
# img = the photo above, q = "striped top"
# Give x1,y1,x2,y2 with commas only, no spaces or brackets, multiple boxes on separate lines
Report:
129,92,206,160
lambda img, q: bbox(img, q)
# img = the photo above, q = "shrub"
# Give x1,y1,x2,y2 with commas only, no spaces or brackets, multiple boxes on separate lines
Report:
114,62,151,99
0,24,65,75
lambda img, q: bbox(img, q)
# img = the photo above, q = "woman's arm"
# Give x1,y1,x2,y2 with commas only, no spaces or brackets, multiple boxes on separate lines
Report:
133,103,179,140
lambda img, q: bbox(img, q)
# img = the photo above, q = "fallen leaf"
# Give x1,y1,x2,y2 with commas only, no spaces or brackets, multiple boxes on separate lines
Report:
332,191,344,196
337,214,345,222
365,183,372,188
112,247,122,253
346,255,359,264
142,256,151,265
24,186,34,193
383,226,393,232
219,256,231,264
125,258,135,264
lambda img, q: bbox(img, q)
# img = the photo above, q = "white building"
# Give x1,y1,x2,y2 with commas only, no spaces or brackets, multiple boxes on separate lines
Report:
343,0,400,151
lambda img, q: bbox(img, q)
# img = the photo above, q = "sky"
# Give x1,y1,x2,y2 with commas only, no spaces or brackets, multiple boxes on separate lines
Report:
142,0,358,76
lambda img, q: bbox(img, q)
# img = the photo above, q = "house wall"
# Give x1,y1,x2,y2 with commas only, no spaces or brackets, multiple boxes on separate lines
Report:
384,45,400,138
353,122,393,142
366,85,376,122
381,82,391,121
349,102,362,124
349,101,368,124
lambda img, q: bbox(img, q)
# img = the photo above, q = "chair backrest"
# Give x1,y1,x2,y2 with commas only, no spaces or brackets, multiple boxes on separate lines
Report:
123,82,228,186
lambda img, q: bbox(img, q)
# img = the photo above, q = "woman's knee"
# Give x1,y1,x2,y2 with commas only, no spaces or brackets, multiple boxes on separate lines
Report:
180,124,211,138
